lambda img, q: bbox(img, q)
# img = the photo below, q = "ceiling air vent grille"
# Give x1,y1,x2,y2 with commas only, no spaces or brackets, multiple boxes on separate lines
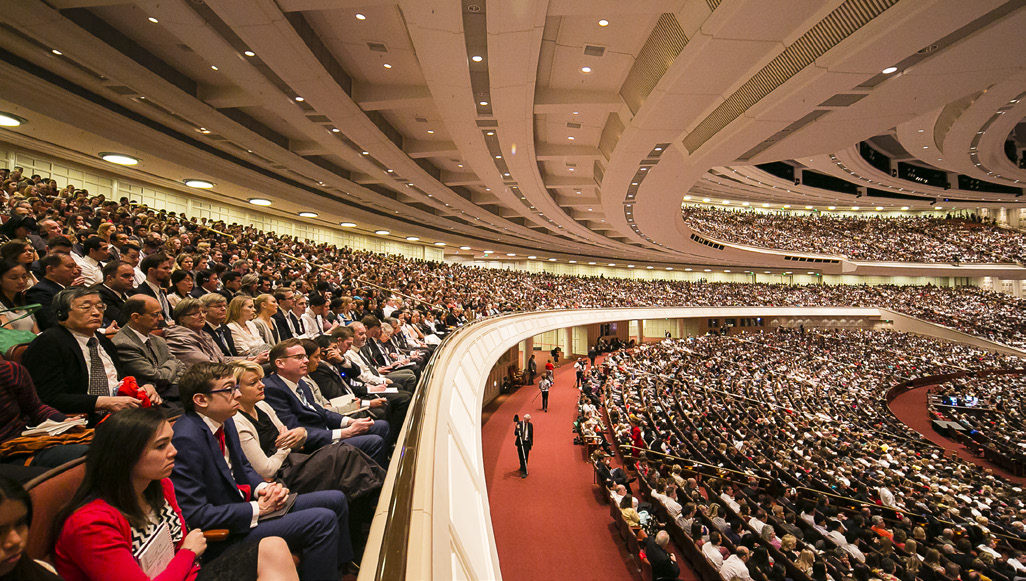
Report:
367,42,388,53
583,45,606,57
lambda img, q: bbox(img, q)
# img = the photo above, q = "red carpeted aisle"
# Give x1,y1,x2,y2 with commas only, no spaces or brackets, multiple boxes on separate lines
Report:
888,386,1026,485
482,357,694,581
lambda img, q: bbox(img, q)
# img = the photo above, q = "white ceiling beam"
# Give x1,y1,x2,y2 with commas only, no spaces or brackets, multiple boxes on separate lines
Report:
441,171,483,186
404,139,459,159
198,86,262,109
353,83,434,112
536,143,604,161
544,175,598,188
534,89,623,115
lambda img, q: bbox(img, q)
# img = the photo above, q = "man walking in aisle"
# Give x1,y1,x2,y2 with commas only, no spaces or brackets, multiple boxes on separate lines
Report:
539,371,552,412
514,414,533,478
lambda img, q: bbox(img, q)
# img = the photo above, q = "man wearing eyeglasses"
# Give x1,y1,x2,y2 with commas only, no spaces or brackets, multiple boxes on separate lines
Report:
23,286,157,424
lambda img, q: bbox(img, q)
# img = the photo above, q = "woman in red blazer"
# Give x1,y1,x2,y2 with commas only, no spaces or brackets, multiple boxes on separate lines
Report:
54,408,298,581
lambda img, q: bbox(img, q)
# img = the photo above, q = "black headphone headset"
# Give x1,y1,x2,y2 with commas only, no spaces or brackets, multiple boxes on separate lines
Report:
53,289,73,322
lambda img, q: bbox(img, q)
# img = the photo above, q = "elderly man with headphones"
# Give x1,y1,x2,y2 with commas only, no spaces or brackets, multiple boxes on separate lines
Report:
22,286,161,425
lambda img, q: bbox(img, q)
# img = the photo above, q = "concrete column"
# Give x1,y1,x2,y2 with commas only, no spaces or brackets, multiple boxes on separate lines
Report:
636,319,644,344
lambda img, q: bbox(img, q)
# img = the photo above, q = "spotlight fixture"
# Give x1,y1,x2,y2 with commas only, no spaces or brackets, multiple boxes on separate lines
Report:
355,13,366,20
434,242,446,246
472,55,483,62
298,211,318,217
459,246,471,250
184,179,214,189
340,222,356,227
374,230,390,235
479,100,489,106
99,153,140,166
383,63,392,69
882,66,898,74
148,17,159,23
244,50,256,57
598,19,609,26
580,66,592,73
248,198,272,206
0,112,27,127
294,96,304,102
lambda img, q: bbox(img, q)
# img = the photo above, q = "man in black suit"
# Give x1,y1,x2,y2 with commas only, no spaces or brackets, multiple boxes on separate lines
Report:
515,414,533,478
25,252,81,331
271,289,298,339
132,252,173,321
219,270,242,302
200,292,237,357
93,260,135,329
645,531,681,581
22,286,160,423
359,315,417,391
526,354,537,385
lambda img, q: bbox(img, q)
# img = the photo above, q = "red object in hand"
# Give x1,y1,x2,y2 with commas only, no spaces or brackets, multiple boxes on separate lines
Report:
117,377,152,407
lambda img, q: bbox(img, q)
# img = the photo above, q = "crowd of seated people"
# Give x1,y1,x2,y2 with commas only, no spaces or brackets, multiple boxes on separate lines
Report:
682,206,1026,264
2,167,1026,577
594,329,1026,581
928,373,1026,472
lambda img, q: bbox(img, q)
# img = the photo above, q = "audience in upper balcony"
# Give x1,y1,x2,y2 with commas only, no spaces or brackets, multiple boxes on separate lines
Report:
683,206,1026,263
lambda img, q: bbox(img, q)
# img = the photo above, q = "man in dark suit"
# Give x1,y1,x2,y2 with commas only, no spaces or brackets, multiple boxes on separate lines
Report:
526,354,537,385
132,252,173,321
200,292,238,357
111,296,185,403
218,270,242,302
170,361,354,579
261,338,389,467
515,414,533,478
645,531,681,581
359,315,417,391
93,260,135,329
271,289,297,339
25,252,81,331
22,287,159,423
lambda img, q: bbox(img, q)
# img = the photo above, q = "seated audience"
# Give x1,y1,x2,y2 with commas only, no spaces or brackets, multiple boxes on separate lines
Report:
55,407,299,581
0,259,39,334
261,339,389,467
0,475,62,580
230,360,384,498
132,252,173,322
169,362,355,580
93,260,135,330
226,296,270,357
25,252,80,331
167,270,194,308
23,287,158,423
0,360,88,470
112,296,186,403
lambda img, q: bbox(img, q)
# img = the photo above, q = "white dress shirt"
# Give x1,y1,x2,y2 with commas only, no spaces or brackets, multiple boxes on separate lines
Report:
78,255,104,286
199,414,266,528
71,330,120,396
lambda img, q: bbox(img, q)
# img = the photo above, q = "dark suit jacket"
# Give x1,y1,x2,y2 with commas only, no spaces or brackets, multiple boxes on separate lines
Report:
262,373,342,451
271,309,293,340
362,341,388,368
203,322,238,357
308,361,349,400
645,536,680,580
131,282,171,322
169,412,264,533
22,325,124,417
24,278,64,331
93,283,129,327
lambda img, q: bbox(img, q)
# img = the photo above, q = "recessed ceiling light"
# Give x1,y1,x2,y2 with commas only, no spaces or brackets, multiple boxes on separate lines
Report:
580,66,592,73
608,263,615,266
935,206,943,210
875,206,884,211
882,66,898,74
479,100,488,106
375,230,390,235
383,63,392,69
483,250,493,254
434,242,446,246
0,112,27,127
495,155,502,159
646,266,653,269
51,49,62,56
627,265,634,268
148,17,159,23
805,205,813,209
331,128,340,133
199,128,211,134
901,206,909,210
298,211,318,217
355,13,366,20
210,65,218,71
922,146,929,149
248,198,272,206
472,55,483,62
460,246,471,250
361,151,369,155
406,236,420,241
598,19,609,26
486,131,495,136
340,222,356,227
852,206,860,210
762,203,769,207
427,130,434,134
828,206,836,210
572,111,579,115
244,50,255,57
567,136,574,140
588,261,596,265
528,255,537,259
99,153,140,166
548,258,556,262
506,253,516,256
184,179,215,189
294,96,304,102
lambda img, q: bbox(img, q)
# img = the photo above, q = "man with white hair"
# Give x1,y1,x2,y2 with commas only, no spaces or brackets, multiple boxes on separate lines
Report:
645,530,680,580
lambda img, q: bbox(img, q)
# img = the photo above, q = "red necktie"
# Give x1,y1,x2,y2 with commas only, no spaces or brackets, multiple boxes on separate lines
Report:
215,426,251,501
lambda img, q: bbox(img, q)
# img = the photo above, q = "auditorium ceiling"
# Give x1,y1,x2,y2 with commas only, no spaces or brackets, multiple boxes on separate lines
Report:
1,0,1025,273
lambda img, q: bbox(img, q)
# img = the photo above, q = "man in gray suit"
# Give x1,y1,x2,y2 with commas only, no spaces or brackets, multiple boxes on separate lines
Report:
112,295,186,404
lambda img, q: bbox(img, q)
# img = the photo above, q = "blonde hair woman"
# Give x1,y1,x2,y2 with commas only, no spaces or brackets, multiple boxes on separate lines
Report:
252,293,280,345
795,549,816,575
226,295,271,356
